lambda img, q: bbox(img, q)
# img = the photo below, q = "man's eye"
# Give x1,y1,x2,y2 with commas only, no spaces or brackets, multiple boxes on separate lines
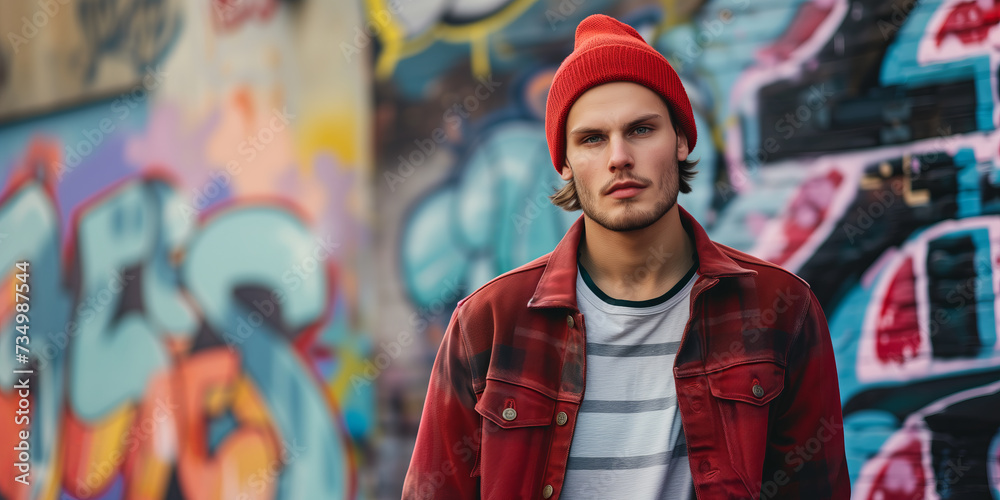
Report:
582,136,601,144
634,126,651,135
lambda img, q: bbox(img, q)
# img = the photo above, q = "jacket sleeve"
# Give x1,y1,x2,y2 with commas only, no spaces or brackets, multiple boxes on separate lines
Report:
763,289,851,499
402,305,481,499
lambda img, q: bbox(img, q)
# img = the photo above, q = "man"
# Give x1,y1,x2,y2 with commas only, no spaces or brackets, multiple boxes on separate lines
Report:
403,13,849,500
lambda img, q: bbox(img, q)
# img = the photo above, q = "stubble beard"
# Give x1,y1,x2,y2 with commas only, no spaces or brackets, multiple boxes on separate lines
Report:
577,157,679,232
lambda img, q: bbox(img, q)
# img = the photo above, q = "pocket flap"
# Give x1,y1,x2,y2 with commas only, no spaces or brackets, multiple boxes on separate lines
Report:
706,361,784,406
475,378,556,429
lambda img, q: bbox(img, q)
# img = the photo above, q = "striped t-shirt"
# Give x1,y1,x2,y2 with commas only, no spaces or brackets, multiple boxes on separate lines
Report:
562,258,698,499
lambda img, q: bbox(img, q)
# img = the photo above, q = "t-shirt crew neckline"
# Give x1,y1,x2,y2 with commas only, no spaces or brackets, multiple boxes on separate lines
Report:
577,251,699,309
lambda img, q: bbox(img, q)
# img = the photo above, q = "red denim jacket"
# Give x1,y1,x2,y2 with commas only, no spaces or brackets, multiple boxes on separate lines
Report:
403,206,850,499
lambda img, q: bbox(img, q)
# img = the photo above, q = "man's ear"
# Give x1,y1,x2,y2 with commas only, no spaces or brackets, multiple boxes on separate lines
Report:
559,160,573,181
675,128,690,162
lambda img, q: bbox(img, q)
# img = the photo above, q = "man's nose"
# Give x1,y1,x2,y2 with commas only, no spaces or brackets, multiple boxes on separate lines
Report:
607,134,633,171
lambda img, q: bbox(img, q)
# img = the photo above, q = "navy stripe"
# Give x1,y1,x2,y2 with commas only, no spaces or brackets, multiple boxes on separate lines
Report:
586,342,681,357
568,450,680,471
580,396,677,413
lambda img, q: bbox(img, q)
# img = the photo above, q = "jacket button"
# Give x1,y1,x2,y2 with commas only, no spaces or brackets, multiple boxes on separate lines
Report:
566,315,575,329
502,408,517,421
752,383,764,398
542,485,553,498
555,411,568,426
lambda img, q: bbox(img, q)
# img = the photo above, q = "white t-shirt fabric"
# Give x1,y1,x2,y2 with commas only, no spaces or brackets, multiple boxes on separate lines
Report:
562,257,699,500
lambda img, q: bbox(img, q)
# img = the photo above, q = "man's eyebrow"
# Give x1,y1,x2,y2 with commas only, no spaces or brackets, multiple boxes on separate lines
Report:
568,113,663,136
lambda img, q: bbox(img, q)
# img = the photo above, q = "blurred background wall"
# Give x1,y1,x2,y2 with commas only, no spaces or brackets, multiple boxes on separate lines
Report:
0,0,998,499
0,0,371,499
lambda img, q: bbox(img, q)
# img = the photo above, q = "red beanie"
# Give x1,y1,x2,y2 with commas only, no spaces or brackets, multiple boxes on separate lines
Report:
545,14,697,174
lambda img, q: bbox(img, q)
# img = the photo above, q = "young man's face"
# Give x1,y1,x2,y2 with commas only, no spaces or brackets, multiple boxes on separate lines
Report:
562,81,690,232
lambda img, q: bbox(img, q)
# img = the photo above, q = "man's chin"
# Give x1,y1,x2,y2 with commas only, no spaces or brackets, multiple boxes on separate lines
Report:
584,202,674,232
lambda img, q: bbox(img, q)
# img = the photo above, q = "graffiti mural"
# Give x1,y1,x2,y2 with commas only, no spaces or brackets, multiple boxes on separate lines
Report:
1,0,372,499
0,150,357,500
374,0,1000,498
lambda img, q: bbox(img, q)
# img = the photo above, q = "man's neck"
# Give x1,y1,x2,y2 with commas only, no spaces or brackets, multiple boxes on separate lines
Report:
578,205,696,302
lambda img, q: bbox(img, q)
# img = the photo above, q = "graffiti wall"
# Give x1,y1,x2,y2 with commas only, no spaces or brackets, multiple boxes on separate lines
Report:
3,0,999,498
371,0,1000,498
1,1,373,499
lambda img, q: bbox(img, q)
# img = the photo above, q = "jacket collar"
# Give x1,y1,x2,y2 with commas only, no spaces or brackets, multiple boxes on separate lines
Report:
527,204,757,310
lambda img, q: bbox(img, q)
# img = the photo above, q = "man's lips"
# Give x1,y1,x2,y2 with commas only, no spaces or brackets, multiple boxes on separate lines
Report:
605,181,647,198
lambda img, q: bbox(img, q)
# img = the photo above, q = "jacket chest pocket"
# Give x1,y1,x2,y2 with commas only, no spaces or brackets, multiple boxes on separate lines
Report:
474,379,557,498
707,361,784,406
705,361,785,497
